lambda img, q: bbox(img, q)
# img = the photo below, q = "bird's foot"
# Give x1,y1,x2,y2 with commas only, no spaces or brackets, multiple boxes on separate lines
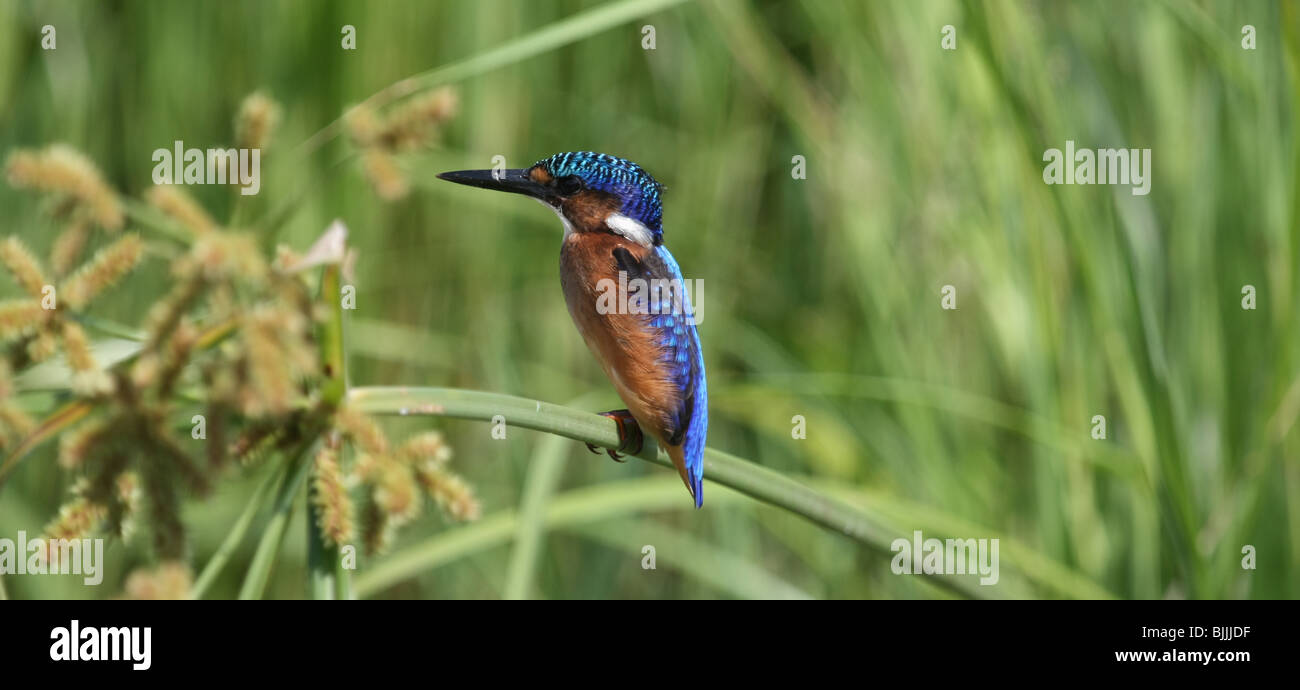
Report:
585,409,644,463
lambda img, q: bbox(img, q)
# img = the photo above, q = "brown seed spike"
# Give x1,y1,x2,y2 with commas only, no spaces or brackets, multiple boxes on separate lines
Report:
0,237,51,299
5,145,124,231
311,447,355,547
60,234,144,310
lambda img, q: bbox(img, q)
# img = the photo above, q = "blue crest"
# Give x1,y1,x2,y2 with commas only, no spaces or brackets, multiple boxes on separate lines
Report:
534,152,665,243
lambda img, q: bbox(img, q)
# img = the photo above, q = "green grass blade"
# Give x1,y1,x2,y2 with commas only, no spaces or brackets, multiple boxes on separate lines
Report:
502,433,569,600
298,0,692,155
238,444,316,600
356,477,810,598
568,518,815,600
190,460,288,599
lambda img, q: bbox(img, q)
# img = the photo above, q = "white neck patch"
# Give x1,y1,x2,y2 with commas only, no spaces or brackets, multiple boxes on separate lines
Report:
605,212,654,247
535,198,575,238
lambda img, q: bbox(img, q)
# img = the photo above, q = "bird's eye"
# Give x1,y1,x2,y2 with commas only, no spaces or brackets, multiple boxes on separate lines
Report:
555,175,583,195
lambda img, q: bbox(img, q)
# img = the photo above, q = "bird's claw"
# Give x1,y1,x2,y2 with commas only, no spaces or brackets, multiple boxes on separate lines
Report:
586,409,643,463
584,441,622,460
584,441,627,462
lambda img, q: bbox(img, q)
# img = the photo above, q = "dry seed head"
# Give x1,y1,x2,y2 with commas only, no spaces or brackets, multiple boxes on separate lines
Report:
114,471,142,539
62,320,113,395
40,494,107,570
380,88,458,151
273,245,302,273
146,185,217,235
0,405,36,446
0,299,45,342
60,320,95,372
424,87,458,122
335,406,389,455
373,460,420,524
51,220,91,276
122,562,192,600
361,499,393,555
362,149,408,200
5,145,124,230
418,467,481,522
169,316,199,355
144,276,204,350
345,105,381,148
0,236,51,298
397,431,452,469
59,420,105,469
352,452,380,482
236,91,281,151
239,306,300,416
153,318,199,396
230,424,284,467
43,494,106,542
312,446,355,547
60,233,143,310
187,231,267,283
130,352,161,390
27,329,58,362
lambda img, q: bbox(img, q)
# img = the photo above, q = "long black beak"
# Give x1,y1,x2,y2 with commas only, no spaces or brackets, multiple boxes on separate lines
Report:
436,168,555,203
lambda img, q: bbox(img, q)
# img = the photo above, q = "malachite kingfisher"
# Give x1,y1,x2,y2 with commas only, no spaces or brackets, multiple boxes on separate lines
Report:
438,152,707,507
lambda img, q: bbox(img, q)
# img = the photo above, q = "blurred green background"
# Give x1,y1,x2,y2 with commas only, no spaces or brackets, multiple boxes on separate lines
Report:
1,0,1297,599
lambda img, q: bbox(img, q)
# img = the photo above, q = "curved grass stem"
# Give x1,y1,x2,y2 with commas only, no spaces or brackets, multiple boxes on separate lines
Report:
296,0,691,157
347,387,918,575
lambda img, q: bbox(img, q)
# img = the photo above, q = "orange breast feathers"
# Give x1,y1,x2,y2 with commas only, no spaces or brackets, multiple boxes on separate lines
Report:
559,232,681,446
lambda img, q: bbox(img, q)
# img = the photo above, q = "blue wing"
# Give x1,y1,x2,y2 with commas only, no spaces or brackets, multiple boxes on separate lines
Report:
647,246,707,507
611,243,707,507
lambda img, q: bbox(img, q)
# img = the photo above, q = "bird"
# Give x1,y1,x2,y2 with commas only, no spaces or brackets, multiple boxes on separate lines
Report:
438,152,707,507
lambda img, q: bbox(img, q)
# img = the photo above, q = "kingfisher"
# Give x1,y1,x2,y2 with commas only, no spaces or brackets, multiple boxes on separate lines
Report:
438,152,707,507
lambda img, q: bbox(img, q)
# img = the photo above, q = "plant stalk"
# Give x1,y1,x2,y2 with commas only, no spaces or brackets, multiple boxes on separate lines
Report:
347,386,901,553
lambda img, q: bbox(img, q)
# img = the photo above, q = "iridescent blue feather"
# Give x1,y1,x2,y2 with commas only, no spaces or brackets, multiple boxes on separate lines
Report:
648,246,706,507
537,152,665,243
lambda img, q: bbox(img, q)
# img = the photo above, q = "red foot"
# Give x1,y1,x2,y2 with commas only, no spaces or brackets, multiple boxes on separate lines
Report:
584,409,644,462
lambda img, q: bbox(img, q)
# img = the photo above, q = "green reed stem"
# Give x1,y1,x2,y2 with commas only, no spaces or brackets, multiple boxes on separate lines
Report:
347,386,903,559
296,0,691,156
237,442,316,600
190,460,288,599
